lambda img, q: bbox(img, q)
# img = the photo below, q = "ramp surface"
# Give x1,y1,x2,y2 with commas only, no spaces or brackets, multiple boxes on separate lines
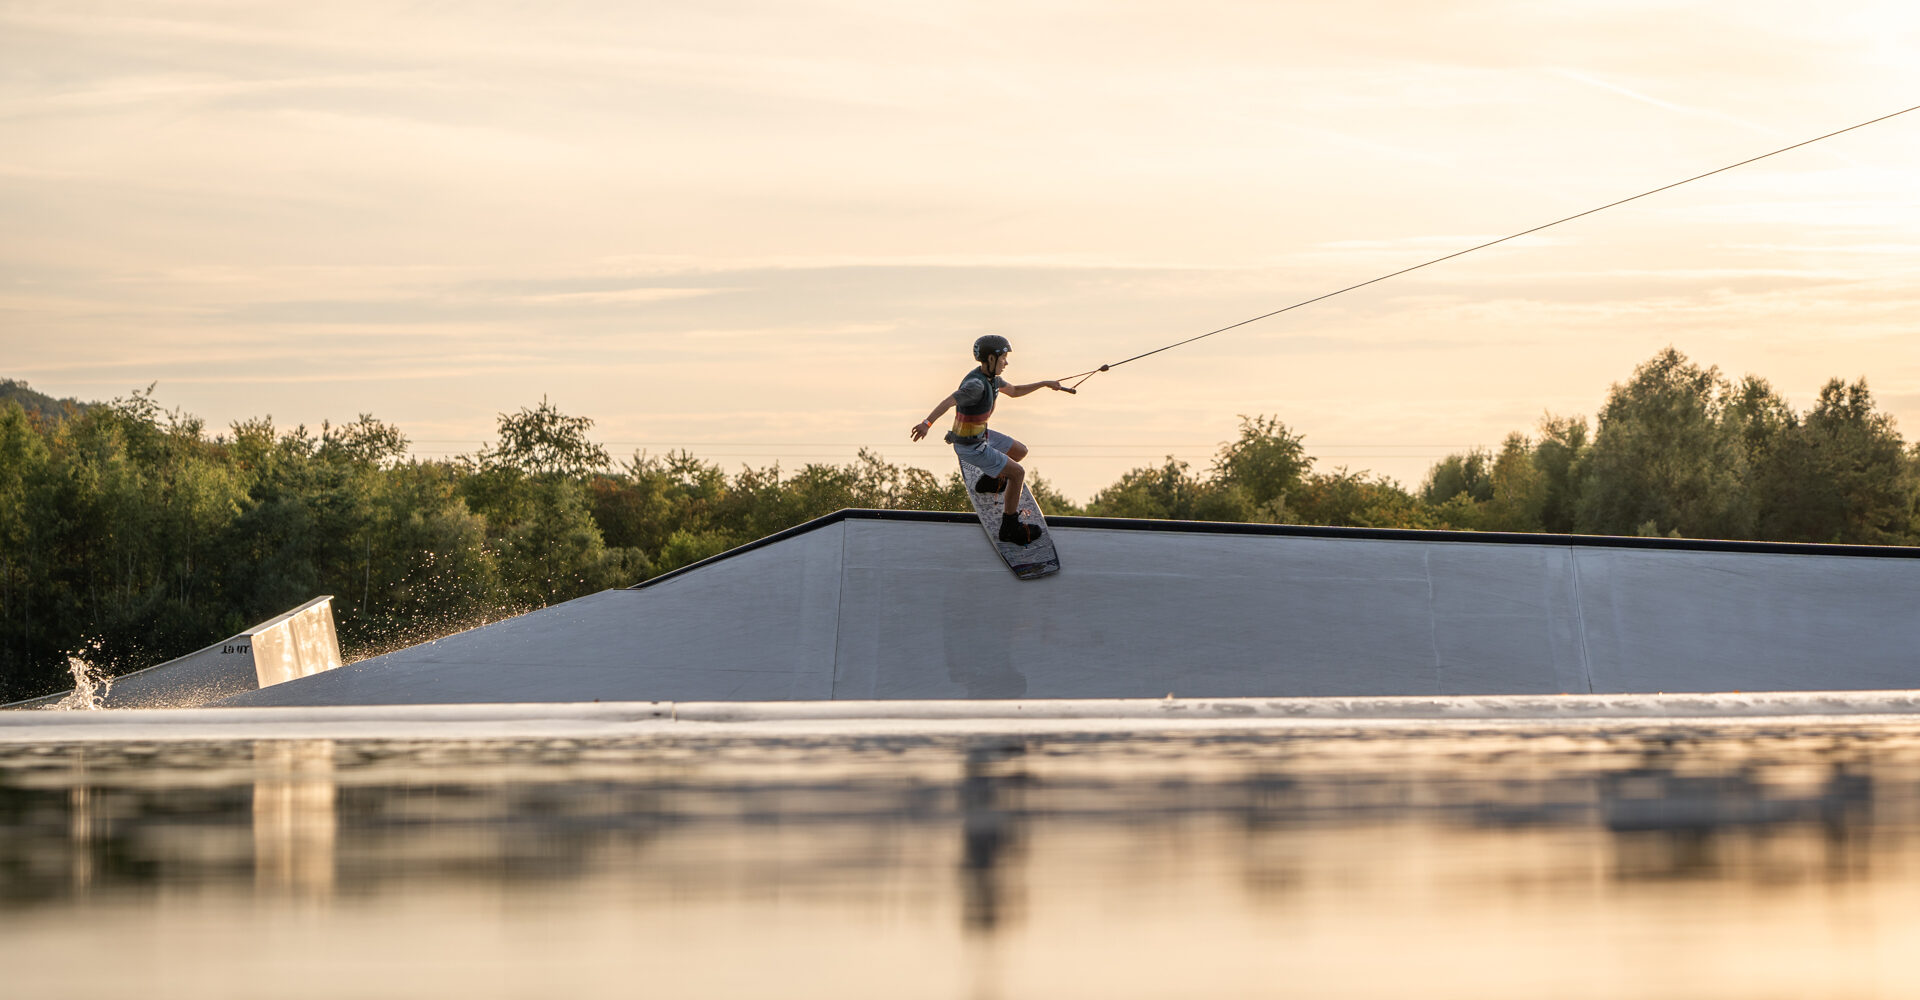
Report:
221,513,1920,707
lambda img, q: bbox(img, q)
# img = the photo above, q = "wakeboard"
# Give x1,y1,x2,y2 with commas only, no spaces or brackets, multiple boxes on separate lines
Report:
959,457,1061,580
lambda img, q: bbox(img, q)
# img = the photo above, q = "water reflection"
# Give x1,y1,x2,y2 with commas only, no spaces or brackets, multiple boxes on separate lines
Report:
1601,758,1876,883
67,757,91,896
959,740,1029,934
252,740,336,900
4,728,1920,902
6,722,1920,996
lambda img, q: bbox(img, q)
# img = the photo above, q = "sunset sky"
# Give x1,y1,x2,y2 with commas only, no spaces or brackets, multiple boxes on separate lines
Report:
4,0,1919,500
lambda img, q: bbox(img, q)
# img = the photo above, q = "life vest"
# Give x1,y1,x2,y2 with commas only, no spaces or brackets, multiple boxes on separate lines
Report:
947,368,1000,442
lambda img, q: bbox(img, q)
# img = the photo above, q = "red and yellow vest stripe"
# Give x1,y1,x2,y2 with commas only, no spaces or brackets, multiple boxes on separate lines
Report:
951,369,998,440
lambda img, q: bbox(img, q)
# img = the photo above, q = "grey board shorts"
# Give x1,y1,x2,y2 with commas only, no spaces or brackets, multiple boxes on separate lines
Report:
951,429,1022,477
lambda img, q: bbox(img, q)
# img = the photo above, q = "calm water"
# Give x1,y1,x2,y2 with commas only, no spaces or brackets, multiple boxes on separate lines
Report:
5,721,1920,998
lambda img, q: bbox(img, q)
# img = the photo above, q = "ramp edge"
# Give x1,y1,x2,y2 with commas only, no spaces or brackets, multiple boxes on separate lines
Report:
7,690,1920,741
627,508,1920,592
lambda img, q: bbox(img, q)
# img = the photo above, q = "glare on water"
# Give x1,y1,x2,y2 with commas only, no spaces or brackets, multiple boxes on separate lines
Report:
3,722,1919,999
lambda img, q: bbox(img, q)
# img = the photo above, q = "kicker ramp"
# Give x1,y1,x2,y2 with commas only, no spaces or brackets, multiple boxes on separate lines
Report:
10,595,343,710
221,512,1920,707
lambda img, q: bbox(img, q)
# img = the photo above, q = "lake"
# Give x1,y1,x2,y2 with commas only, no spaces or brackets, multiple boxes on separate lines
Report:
4,719,1919,998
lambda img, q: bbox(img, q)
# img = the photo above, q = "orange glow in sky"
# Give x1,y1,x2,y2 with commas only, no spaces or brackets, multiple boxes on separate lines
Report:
4,1,1918,499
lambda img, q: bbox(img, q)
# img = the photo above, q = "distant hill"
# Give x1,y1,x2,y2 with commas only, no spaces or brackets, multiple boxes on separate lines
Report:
0,379,94,421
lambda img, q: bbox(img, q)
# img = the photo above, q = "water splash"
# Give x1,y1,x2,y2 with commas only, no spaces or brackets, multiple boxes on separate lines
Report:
47,643,112,711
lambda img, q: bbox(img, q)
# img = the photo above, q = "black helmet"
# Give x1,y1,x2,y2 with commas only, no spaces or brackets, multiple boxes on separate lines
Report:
973,335,1011,361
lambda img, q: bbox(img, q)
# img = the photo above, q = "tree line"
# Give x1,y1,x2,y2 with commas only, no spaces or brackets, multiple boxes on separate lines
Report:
1,346,1913,700
1082,347,1914,545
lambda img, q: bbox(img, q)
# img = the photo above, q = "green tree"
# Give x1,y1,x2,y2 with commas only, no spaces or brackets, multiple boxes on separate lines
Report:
1422,449,1494,506
220,414,414,655
352,461,509,654
1084,458,1252,522
1752,378,1909,543
457,398,631,597
318,413,411,467
0,378,90,423
1482,434,1547,532
1284,468,1430,529
477,397,611,478
1724,375,1796,472
493,476,630,605
1576,347,1753,539
1532,414,1589,534
29,388,248,679
1211,415,1311,516
590,450,730,558
0,403,57,699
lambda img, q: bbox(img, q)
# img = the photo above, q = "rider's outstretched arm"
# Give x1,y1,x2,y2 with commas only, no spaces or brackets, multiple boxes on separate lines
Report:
1001,380,1075,398
910,394,958,441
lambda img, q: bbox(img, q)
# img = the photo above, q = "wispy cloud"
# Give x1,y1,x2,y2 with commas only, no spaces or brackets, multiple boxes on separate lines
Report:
0,71,448,120
6,1,1920,499
510,287,727,306
1541,67,1885,174
1550,68,1779,132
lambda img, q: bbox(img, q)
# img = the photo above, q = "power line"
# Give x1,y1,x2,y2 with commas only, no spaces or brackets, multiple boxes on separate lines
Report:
1060,102,1920,388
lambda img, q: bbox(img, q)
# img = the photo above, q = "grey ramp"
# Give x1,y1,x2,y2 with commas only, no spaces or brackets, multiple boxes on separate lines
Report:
217,513,1920,707
835,521,1589,699
1576,548,1920,693
224,524,848,706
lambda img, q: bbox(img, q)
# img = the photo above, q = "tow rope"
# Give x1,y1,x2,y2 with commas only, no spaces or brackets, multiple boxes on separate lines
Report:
1060,102,1920,391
